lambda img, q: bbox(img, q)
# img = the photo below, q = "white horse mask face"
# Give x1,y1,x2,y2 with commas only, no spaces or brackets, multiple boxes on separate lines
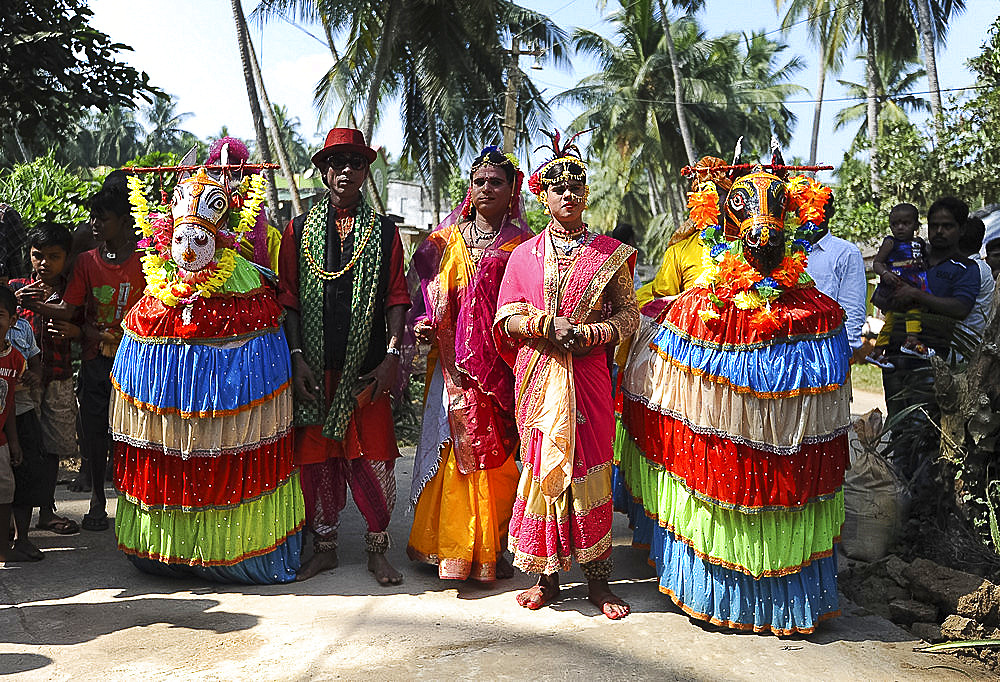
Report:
172,224,216,272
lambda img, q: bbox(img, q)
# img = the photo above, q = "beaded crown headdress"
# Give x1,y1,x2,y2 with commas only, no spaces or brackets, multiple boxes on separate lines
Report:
527,129,592,197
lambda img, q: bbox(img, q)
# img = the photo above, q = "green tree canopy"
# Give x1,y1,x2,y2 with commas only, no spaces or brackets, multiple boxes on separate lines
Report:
2,0,159,161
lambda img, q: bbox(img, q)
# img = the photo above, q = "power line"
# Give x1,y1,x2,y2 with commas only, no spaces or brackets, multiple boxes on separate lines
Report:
760,0,865,39
616,84,985,108
271,12,329,48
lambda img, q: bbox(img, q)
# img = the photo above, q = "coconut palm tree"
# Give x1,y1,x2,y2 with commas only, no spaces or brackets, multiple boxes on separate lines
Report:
859,0,918,195
93,105,142,167
653,0,705,165
143,94,193,155
834,55,930,145
910,0,965,135
230,0,279,214
558,1,804,248
253,0,567,222
775,0,857,165
269,105,311,172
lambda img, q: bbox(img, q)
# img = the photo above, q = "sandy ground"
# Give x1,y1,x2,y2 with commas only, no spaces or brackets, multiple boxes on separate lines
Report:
2,426,989,681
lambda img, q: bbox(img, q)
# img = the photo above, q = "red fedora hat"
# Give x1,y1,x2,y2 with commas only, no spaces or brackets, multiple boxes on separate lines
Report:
312,127,377,166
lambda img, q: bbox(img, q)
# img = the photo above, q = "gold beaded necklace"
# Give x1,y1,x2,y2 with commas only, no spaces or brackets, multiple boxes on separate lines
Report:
301,202,378,281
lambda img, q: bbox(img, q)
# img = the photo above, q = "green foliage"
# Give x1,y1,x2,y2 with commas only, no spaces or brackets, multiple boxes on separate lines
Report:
0,152,98,228
125,151,181,169
832,17,1000,244
445,169,467,208
523,202,549,234
124,151,183,203
2,0,158,157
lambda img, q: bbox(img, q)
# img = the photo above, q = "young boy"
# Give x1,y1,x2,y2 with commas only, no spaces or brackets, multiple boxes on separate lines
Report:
11,223,81,534
34,187,145,531
4,286,45,560
0,285,32,562
868,203,933,368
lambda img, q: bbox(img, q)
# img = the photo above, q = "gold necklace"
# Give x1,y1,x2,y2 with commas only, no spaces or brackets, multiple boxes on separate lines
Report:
302,204,377,281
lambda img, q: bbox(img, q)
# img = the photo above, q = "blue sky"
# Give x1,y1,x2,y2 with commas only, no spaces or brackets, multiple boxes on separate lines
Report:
90,0,998,175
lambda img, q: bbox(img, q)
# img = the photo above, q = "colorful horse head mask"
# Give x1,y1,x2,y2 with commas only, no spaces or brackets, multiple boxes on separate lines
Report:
725,169,787,275
170,169,229,273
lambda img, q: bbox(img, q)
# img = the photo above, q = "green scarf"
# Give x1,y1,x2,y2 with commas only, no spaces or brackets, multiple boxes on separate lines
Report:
295,197,383,440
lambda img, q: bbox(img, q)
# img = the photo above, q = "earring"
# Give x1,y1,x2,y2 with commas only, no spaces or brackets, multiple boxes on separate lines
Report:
583,186,590,210
543,204,551,215
460,187,474,220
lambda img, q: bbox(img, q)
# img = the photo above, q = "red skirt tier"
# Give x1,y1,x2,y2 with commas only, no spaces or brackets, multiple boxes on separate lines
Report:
621,397,848,511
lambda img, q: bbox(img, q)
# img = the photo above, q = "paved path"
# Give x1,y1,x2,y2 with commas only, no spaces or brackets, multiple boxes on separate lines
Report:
1,446,986,681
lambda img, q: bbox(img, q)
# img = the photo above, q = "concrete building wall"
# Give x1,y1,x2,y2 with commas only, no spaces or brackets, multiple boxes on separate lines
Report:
386,180,436,231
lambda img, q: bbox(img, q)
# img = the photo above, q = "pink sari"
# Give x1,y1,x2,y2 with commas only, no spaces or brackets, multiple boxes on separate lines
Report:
494,230,636,574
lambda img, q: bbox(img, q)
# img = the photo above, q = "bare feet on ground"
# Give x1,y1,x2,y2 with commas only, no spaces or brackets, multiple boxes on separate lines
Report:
368,551,403,585
588,579,630,620
516,573,559,610
496,553,515,580
295,548,338,581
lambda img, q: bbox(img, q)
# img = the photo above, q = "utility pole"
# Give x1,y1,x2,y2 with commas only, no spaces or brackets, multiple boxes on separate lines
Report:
502,37,543,154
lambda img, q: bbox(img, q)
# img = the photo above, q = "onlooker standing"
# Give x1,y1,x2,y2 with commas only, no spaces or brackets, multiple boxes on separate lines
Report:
35,188,145,531
804,195,867,358
0,286,29,562
985,236,1000,279
958,217,995,339
2,283,45,560
883,197,980,484
868,203,932,365
11,223,81,534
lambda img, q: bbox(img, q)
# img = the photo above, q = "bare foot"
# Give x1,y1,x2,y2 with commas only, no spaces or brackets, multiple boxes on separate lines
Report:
368,551,403,585
496,553,514,580
12,539,43,561
588,579,630,620
295,548,338,581
516,573,559,610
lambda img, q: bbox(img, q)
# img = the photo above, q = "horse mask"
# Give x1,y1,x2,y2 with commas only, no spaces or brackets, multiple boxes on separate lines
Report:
170,169,228,273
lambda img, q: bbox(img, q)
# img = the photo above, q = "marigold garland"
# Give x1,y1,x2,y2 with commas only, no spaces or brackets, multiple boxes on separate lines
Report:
128,175,154,238
786,175,833,226
236,173,266,235
687,183,720,230
689,174,829,331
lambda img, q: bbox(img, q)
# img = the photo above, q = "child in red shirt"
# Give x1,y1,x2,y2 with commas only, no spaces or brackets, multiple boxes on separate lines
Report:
12,223,82,533
0,285,30,562
35,187,145,531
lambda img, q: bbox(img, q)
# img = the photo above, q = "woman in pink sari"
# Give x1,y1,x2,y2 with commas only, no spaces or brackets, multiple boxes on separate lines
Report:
406,147,533,582
494,131,639,619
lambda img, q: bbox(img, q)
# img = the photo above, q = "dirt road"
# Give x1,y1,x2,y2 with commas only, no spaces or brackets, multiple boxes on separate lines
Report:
0,446,985,681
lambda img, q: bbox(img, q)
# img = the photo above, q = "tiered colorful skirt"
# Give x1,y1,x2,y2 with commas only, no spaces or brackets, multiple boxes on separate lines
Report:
111,260,305,584
615,286,851,634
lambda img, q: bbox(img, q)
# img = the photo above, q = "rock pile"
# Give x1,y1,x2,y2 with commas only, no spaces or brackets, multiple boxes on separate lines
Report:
839,554,1000,666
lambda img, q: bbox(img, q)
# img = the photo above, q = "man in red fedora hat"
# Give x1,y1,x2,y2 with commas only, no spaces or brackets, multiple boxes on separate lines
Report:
278,127,408,585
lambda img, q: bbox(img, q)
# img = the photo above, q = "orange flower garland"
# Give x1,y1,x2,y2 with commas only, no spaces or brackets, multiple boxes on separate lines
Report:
785,175,832,226
687,183,720,229
688,174,829,332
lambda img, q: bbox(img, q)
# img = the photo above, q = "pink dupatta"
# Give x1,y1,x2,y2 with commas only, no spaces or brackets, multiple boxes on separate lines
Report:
495,230,636,500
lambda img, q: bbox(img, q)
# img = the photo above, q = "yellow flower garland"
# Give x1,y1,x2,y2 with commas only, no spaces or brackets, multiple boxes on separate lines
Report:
129,172,264,308
127,175,153,238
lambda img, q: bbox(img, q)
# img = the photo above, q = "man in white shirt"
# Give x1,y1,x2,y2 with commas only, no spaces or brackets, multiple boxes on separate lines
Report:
958,217,995,339
804,196,868,358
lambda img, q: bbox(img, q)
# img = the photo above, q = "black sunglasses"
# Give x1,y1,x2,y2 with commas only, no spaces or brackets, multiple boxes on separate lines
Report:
319,153,368,171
